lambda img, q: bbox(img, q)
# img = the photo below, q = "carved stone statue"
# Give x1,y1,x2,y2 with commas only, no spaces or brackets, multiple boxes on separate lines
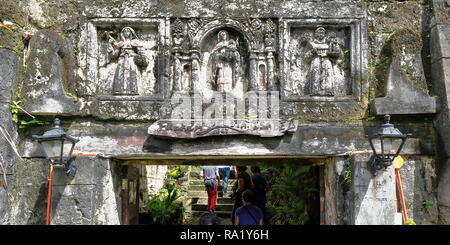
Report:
302,27,343,96
210,30,241,92
107,27,148,95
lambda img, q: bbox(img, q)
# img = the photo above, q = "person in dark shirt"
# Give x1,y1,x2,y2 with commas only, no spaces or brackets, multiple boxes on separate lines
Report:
250,166,269,224
234,190,263,225
231,166,253,224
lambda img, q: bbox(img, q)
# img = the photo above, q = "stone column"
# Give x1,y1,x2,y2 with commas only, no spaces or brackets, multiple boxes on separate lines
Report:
173,52,182,91
190,51,200,92
249,52,258,91
430,0,450,224
266,51,275,91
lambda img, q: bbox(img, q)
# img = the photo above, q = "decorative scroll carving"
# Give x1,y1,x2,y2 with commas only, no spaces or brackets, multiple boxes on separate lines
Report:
148,119,298,138
172,18,191,52
264,19,276,51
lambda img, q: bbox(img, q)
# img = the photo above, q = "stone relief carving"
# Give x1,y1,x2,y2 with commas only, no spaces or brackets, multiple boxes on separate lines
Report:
301,27,345,96
172,18,191,52
106,27,148,95
209,30,241,92
148,119,298,139
284,24,351,99
89,18,164,99
170,18,278,96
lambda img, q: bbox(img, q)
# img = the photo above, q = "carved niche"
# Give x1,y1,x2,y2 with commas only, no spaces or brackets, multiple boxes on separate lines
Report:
84,18,168,100
170,18,279,98
280,19,366,102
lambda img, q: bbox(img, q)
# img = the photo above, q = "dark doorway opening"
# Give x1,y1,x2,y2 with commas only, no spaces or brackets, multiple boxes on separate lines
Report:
119,159,324,225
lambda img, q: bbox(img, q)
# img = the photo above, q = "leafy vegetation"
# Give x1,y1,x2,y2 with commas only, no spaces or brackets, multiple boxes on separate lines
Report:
10,101,49,128
66,92,78,102
422,200,433,210
262,165,317,225
146,182,184,225
166,165,189,180
405,219,416,225
344,161,352,184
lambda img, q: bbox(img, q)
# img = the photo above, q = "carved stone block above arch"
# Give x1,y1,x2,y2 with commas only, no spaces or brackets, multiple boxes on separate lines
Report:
279,18,368,102
81,18,169,100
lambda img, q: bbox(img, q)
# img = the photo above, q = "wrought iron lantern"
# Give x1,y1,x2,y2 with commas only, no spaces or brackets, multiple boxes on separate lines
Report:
32,118,79,178
368,114,410,175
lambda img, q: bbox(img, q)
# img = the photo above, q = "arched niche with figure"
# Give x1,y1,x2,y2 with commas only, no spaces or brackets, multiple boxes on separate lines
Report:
198,28,249,96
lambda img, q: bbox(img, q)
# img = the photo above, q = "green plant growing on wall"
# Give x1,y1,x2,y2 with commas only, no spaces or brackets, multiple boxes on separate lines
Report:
344,168,352,184
146,182,184,225
10,101,49,128
66,92,78,102
422,200,433,210
344,159,353,184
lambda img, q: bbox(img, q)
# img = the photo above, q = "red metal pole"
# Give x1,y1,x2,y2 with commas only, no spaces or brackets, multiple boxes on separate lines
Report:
395,168,408,222
46,164,54,225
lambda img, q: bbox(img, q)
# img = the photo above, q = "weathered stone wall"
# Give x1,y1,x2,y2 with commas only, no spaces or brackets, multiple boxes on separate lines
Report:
324,155,438,225
0,0,447,225
4,157,122,225
0,49,19,223
428,0,450,224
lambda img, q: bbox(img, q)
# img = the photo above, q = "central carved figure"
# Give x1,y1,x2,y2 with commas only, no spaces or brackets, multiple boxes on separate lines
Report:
108,27,148,95
303,27,343,96
210,30,241,92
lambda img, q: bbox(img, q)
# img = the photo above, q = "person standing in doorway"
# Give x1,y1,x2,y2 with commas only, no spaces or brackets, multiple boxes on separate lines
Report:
250,166,269,224
218,165,231,197
231,166,253,224
200,166,221,212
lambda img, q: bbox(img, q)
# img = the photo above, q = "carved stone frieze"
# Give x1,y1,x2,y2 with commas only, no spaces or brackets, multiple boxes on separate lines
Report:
148,119,298,139
80,16,366,122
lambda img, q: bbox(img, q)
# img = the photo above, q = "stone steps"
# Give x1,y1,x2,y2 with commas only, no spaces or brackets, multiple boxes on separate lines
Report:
191,197,234,205
192,203,234,212
188,184,235,191
188,190,234,198
183,169,235,225
190,179,237,186
184,212,233,225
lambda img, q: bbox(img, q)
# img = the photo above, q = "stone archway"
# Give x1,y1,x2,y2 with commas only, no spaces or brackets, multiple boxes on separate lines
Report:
191,19,256,50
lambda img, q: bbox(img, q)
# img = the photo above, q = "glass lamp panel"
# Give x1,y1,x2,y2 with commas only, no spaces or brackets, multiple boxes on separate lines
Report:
62,140,75,159
383,137,404,156
383,138,393,155
41,140,63,159
371,137,382,155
